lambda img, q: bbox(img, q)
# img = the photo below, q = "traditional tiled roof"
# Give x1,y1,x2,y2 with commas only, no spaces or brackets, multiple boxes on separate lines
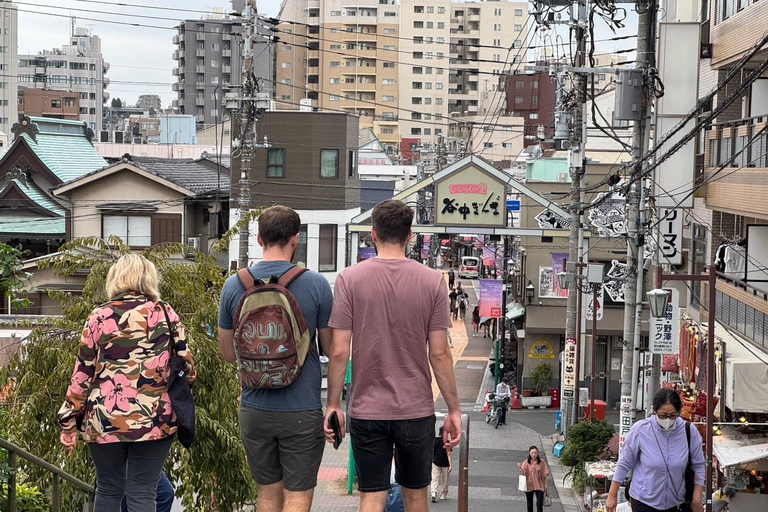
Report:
0,179,66,236
19,117,107,183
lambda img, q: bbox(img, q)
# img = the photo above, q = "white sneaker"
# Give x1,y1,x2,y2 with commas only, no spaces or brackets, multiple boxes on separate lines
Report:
431,494,437,503
441,495,448,500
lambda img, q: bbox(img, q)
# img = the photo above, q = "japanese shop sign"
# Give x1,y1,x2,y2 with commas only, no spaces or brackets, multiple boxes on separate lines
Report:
585,285,604,321
649,287,680,354
563,337,577,399
529,340,556,359
479,279,503,318
434,165,507,227
659,208,684,266
619,395,633,452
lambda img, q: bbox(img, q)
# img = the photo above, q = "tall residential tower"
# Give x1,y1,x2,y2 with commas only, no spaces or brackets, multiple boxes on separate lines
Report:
0,1,18,139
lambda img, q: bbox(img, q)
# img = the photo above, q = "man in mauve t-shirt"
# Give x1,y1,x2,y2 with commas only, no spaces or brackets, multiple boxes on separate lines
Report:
324,199,462,512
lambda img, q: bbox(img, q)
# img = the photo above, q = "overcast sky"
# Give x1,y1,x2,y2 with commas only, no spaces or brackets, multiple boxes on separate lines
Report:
16,0,283,107
16,1,636,108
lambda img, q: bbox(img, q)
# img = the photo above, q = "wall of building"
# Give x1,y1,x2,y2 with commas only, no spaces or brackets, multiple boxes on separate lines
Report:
160,115,197,144
18,88,80,120
0,0,18,139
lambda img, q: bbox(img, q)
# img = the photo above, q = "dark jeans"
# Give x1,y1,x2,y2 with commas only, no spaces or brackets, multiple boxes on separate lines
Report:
499,404,507,424
526,490,544,512
120,472,173,512
89,436,173,512
630,498,680,512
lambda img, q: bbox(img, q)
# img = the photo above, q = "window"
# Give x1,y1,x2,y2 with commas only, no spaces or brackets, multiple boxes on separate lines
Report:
413,36,424,44
382,79,395,85
503,143,514,149
412,97,422,105
515,25,522,31
515,81,525,90
436,98,443,105
414,6,424,13
531,95,538,104
436,52,443,59
282,62,292,68
412,82,423,89
267,148,285,178
65,99,76,107
426,52,433,59
210,76,219,84
282,79,292,85
381,128,394,134
515,9,523,15
211,59,219,68
50,100,62,108
427,22,433,29
532,81,539,89
427,6,434,13
529,113,539,120
425,82,432,89
331,10,341,15
330,44,341,50
515,96,524,105
382,95,395,102
411,128,421,135
413,66,423,74
104,216,152,247
320,149,339,178
329,95,340,101
318,225,338,272
348,150,356,178
330,61,341,67
330,78,340,84
437,37,444,43
425,98,431,105
484,142,493,148
384,45,396,51
286,225,308,267
438,7,445,14
411,112,422,120
347,10,356,15
414,21,424,28
383,62,395,68
691,224,707,308
413,52,423,59
438,22,445,29
384,11,396,17
79,107,88,114
211,43,220,51
384,28,397,34
281,95,291,101
425,67,433,74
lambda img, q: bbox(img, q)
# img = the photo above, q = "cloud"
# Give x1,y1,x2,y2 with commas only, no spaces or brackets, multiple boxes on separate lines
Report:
16,0,281,107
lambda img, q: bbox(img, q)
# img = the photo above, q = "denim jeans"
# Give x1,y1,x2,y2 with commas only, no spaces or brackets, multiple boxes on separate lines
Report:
120,472,174,512
88,436,173,512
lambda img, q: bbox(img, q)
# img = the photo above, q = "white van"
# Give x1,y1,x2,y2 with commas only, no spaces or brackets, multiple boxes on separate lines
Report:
458,256,480,279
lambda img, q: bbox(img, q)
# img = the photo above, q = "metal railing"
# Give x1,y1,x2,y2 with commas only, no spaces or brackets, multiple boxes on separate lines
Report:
457,414,470,512
0,437,95,512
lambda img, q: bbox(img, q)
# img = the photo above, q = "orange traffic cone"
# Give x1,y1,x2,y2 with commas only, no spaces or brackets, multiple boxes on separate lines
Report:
511,386,522,409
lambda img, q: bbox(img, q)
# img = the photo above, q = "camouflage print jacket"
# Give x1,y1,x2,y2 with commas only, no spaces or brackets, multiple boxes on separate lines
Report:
57,293,197,443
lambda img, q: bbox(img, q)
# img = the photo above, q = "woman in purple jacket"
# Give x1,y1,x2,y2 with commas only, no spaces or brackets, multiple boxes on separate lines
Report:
606,389,705,512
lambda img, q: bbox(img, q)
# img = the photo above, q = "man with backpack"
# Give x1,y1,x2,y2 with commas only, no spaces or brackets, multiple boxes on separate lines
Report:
218,205,334,512
324,200,462,512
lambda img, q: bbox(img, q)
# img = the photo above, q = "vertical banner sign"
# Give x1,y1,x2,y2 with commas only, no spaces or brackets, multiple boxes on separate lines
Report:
585,285,604,321
479,279,504,318
649,287,680,354
619,395,633,453
660,209,684,266
563,338,577,399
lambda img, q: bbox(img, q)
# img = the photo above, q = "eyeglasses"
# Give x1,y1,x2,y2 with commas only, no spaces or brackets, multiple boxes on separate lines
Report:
657,413,679,420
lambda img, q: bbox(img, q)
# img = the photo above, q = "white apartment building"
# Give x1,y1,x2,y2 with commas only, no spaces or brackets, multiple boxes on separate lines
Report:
0,1,18,139
18,27,108,130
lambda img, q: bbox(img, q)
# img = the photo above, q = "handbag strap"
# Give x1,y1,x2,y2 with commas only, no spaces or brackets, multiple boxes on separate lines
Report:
159,301,176,355
651,421,689,506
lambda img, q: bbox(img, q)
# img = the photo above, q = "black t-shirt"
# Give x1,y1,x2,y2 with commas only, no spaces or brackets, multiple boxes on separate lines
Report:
433,437,450,467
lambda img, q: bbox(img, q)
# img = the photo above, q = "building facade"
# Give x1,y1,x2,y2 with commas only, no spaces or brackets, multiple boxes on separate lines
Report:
172,2,272,130
505,65,558,140
18,88,80,120
17,27,108,131
0,1,18,139
137,94,162,111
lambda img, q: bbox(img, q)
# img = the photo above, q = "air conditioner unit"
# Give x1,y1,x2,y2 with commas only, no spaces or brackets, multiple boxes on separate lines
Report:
557,173,569,183
187,237,201,251
114,131,124,143
133,137,143,144
100,130,110,142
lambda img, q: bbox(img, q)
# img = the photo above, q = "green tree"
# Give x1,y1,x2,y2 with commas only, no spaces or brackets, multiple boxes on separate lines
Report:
110,98,122,108
560,420,615,494
0,243,31,310
0,219,260,511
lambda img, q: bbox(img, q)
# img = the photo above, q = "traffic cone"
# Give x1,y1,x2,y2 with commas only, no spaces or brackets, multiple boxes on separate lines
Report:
511,387,522,409
481,391,490,413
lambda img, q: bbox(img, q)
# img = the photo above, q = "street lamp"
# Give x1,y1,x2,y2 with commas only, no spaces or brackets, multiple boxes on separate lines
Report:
557,271,568,290
525,281,535,305
647,288,670,319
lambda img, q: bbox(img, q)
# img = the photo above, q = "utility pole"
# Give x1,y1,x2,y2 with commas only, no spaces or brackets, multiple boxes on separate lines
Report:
620,0,657,445
229,0,270,269
563,0,588,431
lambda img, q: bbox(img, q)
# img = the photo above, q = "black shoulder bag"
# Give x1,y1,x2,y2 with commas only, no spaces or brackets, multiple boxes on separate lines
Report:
161,303,196,449
652,421,695,512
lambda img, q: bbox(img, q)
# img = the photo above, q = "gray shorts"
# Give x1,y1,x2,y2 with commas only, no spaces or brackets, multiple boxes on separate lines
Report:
240,407,325,492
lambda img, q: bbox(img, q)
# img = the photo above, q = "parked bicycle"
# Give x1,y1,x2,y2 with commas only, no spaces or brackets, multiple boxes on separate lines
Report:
484,393,510,429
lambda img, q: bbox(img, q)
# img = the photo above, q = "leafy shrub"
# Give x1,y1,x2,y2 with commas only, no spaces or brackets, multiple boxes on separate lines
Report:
0,483,48,512
529,363,554,396
560,420,615,494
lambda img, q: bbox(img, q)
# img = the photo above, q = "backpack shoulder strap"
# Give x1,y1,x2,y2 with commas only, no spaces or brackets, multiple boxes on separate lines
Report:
278,266,307,288
237,268,257,288
685,421,692,464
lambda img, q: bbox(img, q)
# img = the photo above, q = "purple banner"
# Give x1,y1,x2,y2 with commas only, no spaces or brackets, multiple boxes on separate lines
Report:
479,279,503,318
552,253,569,298
359,247,376,261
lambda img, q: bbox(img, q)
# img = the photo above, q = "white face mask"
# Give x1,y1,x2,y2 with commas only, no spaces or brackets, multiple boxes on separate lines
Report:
656,416,676,431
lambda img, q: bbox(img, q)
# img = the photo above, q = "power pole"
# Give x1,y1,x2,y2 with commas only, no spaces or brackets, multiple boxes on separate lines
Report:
620,0,657,445
231,0,270,269
563,0,588,432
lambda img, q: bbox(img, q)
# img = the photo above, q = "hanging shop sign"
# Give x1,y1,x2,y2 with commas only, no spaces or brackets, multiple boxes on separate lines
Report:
659,208,684,266
604,260,629,303
649,287,680,354
479,279,504,318
529,339,556,359
589,190,627,237
434,164,507,227
563,337,577,399
535,209,571,230
585,285,604,321
619,395,633,452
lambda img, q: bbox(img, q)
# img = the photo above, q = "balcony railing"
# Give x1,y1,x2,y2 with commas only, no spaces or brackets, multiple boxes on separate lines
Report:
706,115,768,169
706,273,768,349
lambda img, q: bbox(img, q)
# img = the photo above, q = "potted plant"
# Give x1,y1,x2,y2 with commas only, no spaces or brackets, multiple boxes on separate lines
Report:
522,363,553,408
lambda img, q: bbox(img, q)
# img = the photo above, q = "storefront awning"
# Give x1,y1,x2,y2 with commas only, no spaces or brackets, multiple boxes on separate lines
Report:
713,429,768,468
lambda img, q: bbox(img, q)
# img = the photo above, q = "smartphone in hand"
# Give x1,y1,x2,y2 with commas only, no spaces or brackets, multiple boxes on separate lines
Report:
329,411,342,450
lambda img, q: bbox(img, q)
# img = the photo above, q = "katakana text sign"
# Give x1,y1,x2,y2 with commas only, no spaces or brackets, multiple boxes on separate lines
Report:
649,287,680,354
434,165,507,227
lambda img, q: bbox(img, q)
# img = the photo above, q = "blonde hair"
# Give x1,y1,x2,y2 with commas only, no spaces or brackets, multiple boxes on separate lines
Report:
105,254,161,301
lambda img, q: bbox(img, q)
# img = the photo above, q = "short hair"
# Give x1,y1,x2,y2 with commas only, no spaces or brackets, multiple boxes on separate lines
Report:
652,388,683,413
258,205,301,248
372,200,414,246
106,253,160,302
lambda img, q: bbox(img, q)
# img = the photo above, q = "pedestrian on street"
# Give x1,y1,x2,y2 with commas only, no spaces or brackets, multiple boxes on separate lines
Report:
324,199,463,512
218,206,334,512
58,254,196,512
459,294,468,321
449,288,459,321
494,377,512,425
471,306,480,337
430,427,452,502
518,446,549,512
607,388,705,512
447,268,455,289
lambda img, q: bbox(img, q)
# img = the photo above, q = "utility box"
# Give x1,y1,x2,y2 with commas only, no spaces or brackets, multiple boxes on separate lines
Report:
614,69,644,121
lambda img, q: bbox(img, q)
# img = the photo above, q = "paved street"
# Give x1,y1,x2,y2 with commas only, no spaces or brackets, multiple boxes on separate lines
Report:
311,278,578,512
